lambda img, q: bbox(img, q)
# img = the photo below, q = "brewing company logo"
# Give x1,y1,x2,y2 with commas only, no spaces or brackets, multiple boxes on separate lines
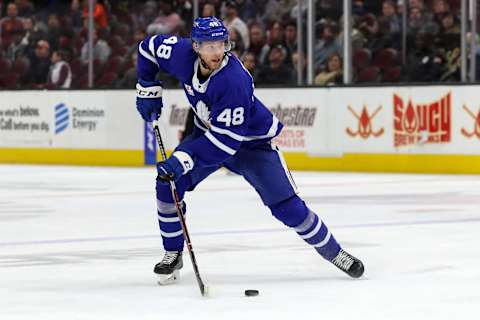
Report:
54,103,69,134
346,105,384,139
393,93,451,147
461,105,480,139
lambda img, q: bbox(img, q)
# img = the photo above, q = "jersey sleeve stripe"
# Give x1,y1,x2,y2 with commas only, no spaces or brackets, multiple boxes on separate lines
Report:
243,115,279,141
205,131,236,155
148,35,158,58
138,41,159,67
210,125,245,141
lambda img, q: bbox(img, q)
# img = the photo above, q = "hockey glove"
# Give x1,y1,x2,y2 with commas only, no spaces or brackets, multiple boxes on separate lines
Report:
157,151,194,184
136,79,163,121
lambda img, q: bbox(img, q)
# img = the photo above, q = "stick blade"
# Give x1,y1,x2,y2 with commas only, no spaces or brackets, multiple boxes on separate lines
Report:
200,284,209,297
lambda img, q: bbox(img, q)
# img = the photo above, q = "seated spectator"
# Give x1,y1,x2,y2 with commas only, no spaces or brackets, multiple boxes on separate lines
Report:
80,29,111,64
116,51,137,89
20,16,44,51
247,22,269,65
291,51,306,84
26,39,51,88
406,32,446,82
70,0,84,31
357,14,384,52
15,0,34,17
353,0,368,17
439,12,460,35
46,50,72,89
256,44,294,85
236,0,257,23
284,20,298,61
46,14,62,50
6,29,27,60
407,6,438,39
378,0,400,34
267,20,285,47
82,0,108,29
230,27,245,58
317,0,342,21
241,51,257,77
432,0,450,24
0,2,24,49
436,13,461,81
261,0,296,26
314,52,343,85
224,0,249,50
147,1,183,35
202,3,216,17
409,0,427,11
314,21,341,70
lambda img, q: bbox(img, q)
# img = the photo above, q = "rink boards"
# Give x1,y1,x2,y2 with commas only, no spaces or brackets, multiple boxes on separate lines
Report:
1,86,480,173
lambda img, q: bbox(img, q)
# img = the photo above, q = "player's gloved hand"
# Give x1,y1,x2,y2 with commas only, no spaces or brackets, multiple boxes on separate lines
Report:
136,79,163,121
157,151,194,184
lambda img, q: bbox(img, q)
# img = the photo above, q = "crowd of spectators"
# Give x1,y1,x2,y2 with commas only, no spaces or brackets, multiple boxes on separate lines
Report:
0,0,478,89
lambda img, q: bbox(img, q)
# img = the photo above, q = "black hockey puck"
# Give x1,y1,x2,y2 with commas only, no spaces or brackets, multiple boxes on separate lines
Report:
244,289,259,297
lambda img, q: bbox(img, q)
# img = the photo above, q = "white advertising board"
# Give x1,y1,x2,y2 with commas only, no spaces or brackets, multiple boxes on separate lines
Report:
0,91,142,150
336,86,480,155
1,86,480,162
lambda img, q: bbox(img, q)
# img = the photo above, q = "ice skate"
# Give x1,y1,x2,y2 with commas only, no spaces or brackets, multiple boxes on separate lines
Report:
331,249,364,278
154,251,183,285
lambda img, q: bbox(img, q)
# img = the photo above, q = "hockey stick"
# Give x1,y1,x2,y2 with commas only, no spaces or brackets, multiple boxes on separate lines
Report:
151,117,208,297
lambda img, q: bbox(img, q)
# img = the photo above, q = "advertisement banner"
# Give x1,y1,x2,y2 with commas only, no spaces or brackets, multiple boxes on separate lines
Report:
335,86,479,154
2,86,480,169
0,91,142,150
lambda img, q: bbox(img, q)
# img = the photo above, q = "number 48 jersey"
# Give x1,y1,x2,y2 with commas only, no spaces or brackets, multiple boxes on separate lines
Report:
137,35,283,167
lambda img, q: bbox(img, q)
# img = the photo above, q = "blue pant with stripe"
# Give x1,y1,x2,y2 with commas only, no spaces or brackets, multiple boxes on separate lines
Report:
156,142,341,261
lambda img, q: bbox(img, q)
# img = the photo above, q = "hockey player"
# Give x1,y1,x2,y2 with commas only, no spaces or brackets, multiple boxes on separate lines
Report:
136,17,364,284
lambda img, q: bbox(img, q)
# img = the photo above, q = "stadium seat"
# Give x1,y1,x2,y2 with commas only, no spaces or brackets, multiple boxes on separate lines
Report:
93,59,105,79
77,73,89,89
0,57,12,73
70,58,85,75
104,56,124,74
382,66,402,82
96,72,118,88
0,72,19,89
108,35,125,50
115,46,129,57
353,48,371,71
357,66,380,83
373,48,398,70
13,57,29,77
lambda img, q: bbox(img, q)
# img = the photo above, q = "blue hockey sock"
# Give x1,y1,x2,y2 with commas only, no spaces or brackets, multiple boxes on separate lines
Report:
293,209,341,261
269,196,341,261
156,199,185,252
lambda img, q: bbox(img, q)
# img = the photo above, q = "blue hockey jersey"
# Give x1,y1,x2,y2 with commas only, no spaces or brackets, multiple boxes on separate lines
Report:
137,35,283,167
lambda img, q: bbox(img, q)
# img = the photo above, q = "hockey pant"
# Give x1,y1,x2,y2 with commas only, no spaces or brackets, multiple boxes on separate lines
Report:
155,142,341,261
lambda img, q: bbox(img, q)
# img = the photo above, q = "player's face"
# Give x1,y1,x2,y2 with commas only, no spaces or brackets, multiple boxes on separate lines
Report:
197,41,226,70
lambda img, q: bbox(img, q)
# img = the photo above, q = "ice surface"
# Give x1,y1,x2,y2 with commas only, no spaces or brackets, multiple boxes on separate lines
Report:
1,165,479,320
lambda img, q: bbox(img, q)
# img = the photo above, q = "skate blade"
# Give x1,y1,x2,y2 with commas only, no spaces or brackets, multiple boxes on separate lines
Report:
156,270,180,285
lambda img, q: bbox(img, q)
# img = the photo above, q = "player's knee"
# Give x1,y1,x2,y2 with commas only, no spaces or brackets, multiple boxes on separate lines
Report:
268,195,309,227
156,174,189,202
